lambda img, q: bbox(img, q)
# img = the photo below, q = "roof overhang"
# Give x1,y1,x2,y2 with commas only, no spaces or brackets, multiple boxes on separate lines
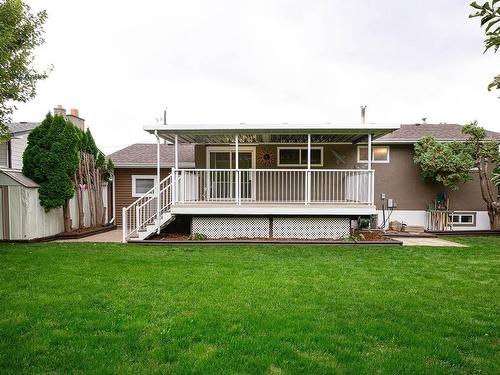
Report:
144,123,400,144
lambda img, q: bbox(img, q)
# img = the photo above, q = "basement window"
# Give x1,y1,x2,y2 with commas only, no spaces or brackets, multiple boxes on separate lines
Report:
277,147,323,167
449,212,476,227
357,145,390,163
132,175,158,197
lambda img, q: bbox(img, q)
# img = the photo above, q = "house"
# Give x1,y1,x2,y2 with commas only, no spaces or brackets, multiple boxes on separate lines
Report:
0,106,110,240
117,113,500,242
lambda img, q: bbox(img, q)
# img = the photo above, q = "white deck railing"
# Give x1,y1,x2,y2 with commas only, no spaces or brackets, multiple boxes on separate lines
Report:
173,169,374,205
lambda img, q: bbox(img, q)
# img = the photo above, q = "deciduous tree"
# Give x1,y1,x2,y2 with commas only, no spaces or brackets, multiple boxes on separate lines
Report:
0,0,49,142
470,1,500,94
414,122,500,229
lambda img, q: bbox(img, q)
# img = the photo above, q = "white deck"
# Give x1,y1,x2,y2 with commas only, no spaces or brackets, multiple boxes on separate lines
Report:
171,202,376,215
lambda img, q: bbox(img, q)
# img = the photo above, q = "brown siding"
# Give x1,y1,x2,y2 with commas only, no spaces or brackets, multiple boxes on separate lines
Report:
114,167,171,226
194,143,491,211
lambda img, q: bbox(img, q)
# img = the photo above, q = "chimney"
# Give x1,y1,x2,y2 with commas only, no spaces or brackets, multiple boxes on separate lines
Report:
360,105,367,124
65,107,85,130
53,105,66,117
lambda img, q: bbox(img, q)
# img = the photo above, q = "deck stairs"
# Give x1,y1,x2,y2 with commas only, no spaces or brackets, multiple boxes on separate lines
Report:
122,173,175,242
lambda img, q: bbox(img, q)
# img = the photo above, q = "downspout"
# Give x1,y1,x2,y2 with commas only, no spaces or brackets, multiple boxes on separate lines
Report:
108,171,116,224
7,140,12,169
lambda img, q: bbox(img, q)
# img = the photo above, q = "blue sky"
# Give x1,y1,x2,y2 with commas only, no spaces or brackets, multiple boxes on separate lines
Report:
16,0,499,153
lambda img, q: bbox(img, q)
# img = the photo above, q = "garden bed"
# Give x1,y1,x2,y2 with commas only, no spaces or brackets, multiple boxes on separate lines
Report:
144,231,401,245
55,225,117,240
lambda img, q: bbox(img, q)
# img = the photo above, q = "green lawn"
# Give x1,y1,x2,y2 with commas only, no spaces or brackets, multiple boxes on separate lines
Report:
0,238,499,374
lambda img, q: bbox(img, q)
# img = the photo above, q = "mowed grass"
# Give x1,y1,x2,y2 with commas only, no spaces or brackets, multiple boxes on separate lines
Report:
0,237,499,374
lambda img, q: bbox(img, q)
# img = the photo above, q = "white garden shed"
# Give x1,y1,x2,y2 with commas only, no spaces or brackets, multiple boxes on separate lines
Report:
0,169,63,240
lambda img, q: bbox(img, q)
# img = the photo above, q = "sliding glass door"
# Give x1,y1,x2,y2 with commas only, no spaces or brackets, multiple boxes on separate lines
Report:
208,149,254,200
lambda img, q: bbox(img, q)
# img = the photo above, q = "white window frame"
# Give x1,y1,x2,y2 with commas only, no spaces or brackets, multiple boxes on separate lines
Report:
277,146,324,167
449,212,476,227
357,145,390,164
132,175,158,197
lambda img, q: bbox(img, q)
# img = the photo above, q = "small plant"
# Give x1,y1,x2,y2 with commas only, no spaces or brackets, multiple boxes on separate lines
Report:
188,233,208,240
358,217,371,230
344,233,364,242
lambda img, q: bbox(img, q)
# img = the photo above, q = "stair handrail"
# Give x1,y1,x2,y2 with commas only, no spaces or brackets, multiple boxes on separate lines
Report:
122,174,173,242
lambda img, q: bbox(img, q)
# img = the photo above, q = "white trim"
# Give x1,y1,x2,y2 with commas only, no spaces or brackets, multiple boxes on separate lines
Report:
144,123,400,134
357,145,390,163
172,204,376,216
205,146,256,168
131,175,158,197
277,146,324,167
449,212,476,227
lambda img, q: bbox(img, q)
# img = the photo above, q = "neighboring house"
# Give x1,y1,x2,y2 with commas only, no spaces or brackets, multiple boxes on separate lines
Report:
108,143,194,226
0,106,110,240
118,118,500,242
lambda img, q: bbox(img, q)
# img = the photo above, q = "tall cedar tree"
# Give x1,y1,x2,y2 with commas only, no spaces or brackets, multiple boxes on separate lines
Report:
0,0,49,141
23,113,78,232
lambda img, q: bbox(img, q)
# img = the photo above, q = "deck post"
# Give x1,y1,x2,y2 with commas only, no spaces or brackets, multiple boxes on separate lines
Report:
155,130,161,234
306,134,311,205
122,207,127,243
367,133,372,205
235,135,240,205
172,135,178,205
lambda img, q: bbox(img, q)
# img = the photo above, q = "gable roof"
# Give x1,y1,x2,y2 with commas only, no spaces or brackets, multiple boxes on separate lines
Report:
8,122,39,135
376,123,500,143
108,143,195,168
0,169,39,188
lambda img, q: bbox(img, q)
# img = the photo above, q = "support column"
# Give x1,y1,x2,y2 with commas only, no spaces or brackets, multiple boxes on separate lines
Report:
367,133,373,205
367,133,372,170
306,134,311,205
155,131,161,234
172,135,178,205
235,135,240,205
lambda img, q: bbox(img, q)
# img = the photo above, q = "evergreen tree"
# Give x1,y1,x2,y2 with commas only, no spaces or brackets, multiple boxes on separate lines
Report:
23,113,78,231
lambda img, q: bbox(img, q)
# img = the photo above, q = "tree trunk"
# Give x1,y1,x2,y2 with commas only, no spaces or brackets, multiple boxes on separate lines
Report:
63,200,72,233
95,168,103,226
85,153,96,227
477,157,500,229
74,173,85,230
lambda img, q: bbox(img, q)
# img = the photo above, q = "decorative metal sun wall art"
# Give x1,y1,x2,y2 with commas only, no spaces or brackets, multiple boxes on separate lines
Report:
257,148,275,167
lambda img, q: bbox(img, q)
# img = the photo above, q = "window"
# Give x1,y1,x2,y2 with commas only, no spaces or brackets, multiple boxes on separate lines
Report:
277,147,323,167
357,145,390,163
132,175,158,197
449,212,476,227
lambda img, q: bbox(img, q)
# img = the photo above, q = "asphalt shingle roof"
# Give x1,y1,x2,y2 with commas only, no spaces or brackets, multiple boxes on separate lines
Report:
377,123,500,143
108,143,195,168
8,122,39,134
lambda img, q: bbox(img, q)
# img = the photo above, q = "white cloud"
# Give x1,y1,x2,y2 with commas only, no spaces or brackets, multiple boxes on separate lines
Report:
14,0,500,154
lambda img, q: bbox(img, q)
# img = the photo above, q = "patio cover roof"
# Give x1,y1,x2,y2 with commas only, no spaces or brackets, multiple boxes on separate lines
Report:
144,123,400,143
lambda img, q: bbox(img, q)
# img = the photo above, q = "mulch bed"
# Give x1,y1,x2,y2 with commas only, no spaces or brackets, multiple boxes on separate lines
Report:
56,225,117,240
147,231,399,245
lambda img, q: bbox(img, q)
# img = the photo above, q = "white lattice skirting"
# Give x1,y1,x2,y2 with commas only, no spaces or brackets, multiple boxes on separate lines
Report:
191,216,351,239
273,217,350,239
192,217,270,239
